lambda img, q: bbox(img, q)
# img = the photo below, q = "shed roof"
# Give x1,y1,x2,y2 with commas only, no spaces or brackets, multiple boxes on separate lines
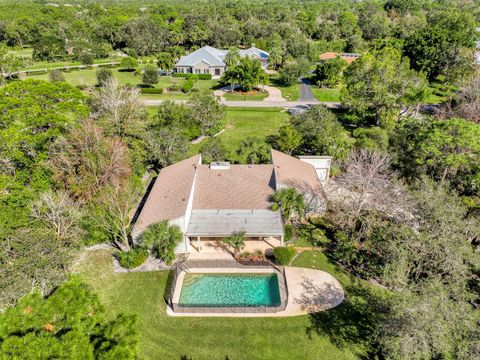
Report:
186,209,284,237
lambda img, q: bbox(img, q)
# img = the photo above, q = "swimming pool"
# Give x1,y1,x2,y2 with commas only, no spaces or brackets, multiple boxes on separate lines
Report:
179,273,281,307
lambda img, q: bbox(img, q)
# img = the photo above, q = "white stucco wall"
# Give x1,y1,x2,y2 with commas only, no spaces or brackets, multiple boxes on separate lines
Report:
298,156,332,183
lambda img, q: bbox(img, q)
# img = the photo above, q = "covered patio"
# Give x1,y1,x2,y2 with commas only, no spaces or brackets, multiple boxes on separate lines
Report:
185,209,284,254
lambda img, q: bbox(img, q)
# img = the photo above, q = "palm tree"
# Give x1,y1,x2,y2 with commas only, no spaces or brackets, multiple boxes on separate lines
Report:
224,47,240,68
142,221,183,264
223,230,246,257
237,137,271,164
271,188,306,223
157,52,175,75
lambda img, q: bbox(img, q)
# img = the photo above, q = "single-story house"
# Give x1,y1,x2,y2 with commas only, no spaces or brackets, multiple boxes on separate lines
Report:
131,150,331,255
175,45,269,77
319,52,360,64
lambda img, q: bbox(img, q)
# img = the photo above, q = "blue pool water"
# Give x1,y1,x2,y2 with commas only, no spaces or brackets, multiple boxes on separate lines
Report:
179,273,281,307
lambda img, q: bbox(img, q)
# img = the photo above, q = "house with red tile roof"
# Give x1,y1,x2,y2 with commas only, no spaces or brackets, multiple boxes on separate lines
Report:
131,150,331,254
319,52,360,64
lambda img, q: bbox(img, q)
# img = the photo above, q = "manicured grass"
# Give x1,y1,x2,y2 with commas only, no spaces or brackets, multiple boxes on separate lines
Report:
277,84,300,101
8,47,33,58
19,57,122,71
26,68,219,98
77,249,362,360
189,107,289,162
269,76,300,101
311,87,341,102
224,90,268,101
292,251,351,288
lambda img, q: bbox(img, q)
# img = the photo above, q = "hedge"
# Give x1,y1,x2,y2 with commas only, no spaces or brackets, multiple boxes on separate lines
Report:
140,87,163,94
273,246,297,265
116,247,148,269
173,73,212,80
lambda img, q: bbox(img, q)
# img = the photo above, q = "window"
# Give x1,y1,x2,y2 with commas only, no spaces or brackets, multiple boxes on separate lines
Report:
215,68,220,76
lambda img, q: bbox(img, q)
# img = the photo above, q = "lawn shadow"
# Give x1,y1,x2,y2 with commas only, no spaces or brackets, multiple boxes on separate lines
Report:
306,281,387,353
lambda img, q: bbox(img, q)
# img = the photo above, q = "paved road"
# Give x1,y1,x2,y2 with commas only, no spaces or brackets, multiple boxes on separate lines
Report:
143,99,342,109
299,77,318,102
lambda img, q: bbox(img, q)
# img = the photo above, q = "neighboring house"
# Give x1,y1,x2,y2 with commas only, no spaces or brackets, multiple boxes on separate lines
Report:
319,52,360,64
175,45,269,77
131,149,331,255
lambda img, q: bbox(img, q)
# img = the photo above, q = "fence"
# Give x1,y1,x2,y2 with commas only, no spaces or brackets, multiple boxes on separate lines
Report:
166,259,289,314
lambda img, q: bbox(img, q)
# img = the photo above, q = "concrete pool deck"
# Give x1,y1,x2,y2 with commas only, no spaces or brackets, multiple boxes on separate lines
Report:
166,266,344,317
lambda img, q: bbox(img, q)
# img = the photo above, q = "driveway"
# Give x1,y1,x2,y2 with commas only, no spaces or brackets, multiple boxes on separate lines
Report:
299,77,318,102
262,85,285,102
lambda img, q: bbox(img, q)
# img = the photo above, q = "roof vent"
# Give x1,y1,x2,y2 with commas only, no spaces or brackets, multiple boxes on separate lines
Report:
210,161,230,170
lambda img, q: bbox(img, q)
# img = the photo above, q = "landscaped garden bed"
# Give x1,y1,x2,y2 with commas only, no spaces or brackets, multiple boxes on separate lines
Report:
223,89,268,101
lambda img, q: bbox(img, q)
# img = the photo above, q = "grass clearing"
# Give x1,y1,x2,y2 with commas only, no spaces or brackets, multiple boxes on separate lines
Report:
77,248,366,360
311,87,341,102
189,107,289,162
277,84,300,101
26,68,219,99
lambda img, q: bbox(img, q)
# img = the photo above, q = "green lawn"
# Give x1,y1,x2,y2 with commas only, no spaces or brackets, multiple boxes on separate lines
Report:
26,68,219,99
19,57,122,71
277,84,300,101
311,87,341,102
77,248,369,360
292,251,351,288
224,90,268,101
189,107,289,162
269,76,300,101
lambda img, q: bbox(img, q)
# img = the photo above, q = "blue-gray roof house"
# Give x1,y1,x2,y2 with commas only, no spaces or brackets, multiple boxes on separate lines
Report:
175,45,269,77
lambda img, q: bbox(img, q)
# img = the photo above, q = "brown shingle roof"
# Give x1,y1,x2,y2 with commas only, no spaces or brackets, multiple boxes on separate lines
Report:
192,164,275,210
131,155,200,236
271,149,323,194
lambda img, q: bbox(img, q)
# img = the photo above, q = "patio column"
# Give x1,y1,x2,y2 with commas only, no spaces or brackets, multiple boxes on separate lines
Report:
197,236,201,252
280,235,284,247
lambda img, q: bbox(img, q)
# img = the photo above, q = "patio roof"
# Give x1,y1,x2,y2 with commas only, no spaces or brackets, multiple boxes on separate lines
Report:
186,209,284,237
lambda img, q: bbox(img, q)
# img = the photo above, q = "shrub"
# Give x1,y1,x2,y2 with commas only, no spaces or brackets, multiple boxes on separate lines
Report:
173,73,212,80
181,79,194,93
120,56,138,71
168,83,180,92
142,66,159,86
173,73,188,78
116,247,148,269
273,246,297,265
284,224,293,242
48,69,65,82
96,68,113,86
79,53,94,65
197,73,212,80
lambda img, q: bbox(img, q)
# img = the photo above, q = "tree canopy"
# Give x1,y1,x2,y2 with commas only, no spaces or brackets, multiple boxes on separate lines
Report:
0,279,138,359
